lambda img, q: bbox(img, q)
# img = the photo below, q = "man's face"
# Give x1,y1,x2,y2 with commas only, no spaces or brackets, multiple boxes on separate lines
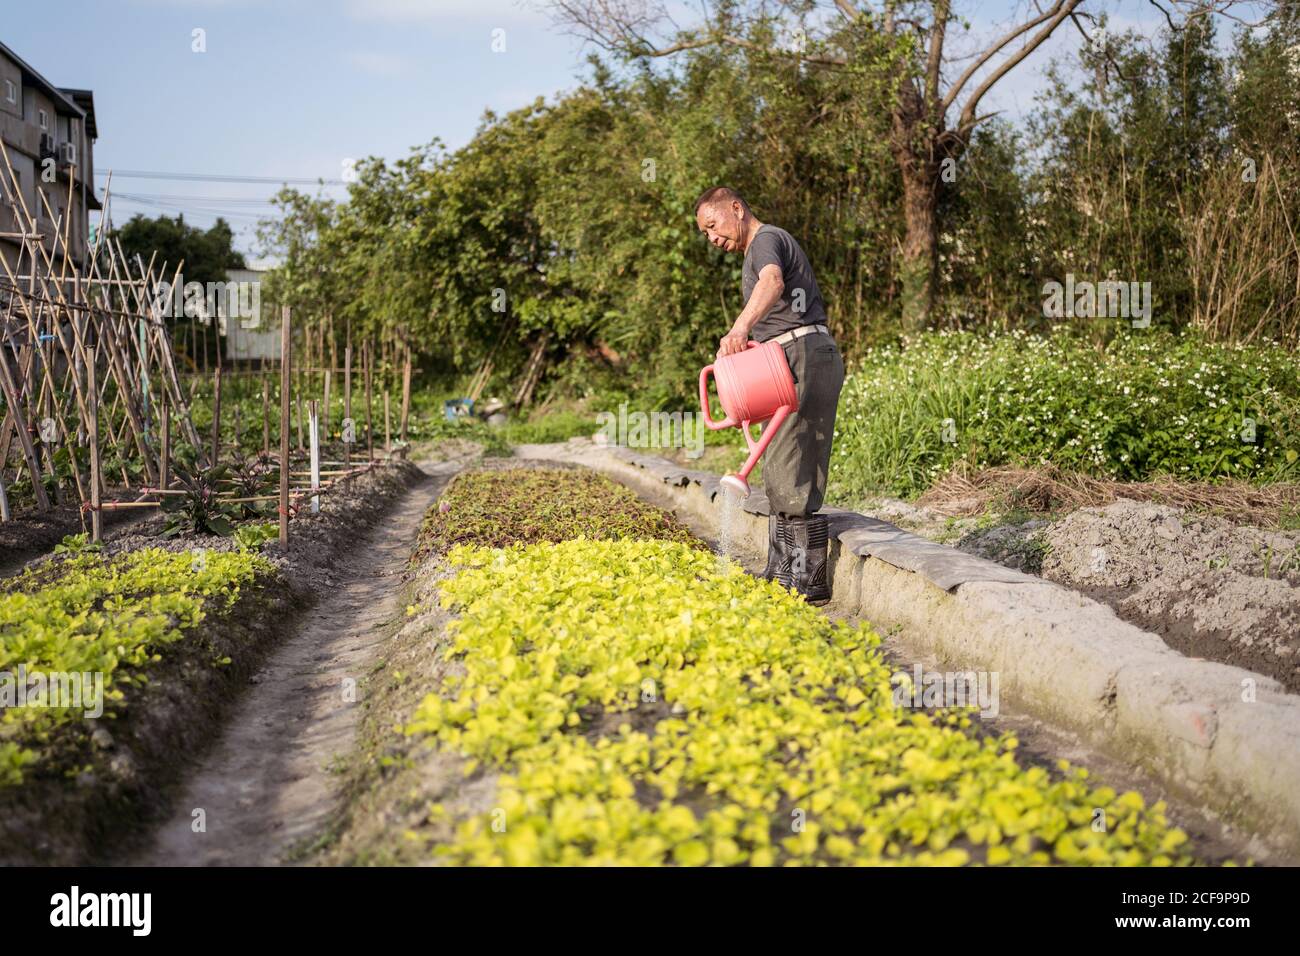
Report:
696,201,745,253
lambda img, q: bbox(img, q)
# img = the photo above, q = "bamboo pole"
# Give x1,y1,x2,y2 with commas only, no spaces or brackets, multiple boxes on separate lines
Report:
322,369,332,440
87,346,101,542
364,340,374,461
210,365,223,466
0,324,50,511
279,306,291,547
261,373,270,457
400,347,411,443
160,391,171,491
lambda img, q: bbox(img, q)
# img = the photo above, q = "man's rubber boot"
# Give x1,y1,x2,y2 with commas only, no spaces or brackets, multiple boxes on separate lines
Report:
785,514,831,606
761,512,793,586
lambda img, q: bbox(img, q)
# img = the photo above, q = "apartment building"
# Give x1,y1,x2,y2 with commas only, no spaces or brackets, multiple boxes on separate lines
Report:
0,40,99,277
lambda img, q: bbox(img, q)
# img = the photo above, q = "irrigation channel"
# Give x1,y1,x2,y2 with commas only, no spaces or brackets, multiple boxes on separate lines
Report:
122,460,464,866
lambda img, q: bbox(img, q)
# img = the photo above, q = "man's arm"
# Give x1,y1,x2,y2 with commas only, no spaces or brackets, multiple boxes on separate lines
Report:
718,263,784,357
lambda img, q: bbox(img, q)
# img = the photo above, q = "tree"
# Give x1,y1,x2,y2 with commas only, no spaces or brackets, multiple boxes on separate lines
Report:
113,213,247,287
545,0,1273,332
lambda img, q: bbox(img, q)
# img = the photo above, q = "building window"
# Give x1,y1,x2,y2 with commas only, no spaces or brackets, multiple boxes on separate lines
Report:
3,80,15,105
38,108,48,129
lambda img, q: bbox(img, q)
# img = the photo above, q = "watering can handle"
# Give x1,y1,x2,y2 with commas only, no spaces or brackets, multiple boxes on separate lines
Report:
699,364,735,430
699,341,763,430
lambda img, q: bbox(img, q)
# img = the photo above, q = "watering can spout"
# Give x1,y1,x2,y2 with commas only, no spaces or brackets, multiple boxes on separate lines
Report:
699,340,799,499
719,473,750,499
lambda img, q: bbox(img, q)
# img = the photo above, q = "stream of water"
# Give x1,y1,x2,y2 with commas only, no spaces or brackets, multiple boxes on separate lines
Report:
716,486,743,571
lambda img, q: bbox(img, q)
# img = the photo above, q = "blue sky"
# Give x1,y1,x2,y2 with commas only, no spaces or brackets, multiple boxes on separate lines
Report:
3,0,1189,257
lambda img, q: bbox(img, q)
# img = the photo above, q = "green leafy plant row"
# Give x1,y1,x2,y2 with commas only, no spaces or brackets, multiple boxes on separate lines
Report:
413,468,702,558
405,538,1199,866
0,548,272,786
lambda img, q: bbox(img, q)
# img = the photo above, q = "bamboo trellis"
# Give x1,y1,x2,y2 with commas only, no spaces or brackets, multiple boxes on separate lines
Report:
0,139,206,523
0,141,409,541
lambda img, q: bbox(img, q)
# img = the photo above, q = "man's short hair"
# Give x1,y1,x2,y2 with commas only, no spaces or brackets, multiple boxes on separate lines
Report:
694,186,749,216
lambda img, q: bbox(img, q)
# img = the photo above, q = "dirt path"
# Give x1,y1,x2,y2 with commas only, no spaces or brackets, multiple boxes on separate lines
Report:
126,460,462,866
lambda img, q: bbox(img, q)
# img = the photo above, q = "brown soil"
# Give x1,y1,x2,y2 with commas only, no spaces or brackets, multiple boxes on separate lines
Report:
1037,499,1300,693
917,461,1300,529
0,502,143,578
854,470,1300,696
312,552,491,865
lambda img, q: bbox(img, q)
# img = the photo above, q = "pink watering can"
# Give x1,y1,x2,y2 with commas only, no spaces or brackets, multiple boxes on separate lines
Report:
699,340,799,498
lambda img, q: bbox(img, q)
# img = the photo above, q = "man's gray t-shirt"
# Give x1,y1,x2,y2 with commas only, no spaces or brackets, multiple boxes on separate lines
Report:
741,224,828,341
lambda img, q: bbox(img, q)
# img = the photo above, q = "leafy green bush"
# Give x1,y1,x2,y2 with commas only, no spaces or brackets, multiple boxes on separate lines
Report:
53,533,102,556
414,468,701,557
161,463,241,537
233,522,279,552
0,548,270,784
501,410,595,445
406,538,1195,866
410,416,511,456
830,326,1300,502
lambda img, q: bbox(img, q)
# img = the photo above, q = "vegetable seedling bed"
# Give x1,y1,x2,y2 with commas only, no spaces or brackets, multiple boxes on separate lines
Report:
326,464,1204,867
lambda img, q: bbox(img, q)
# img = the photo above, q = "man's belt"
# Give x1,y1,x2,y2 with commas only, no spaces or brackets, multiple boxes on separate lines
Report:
768,324,830,346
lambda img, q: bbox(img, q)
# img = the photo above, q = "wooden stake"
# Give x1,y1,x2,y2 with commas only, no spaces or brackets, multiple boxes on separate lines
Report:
0,333,50,511
87,346,101,542
261,373,270,457
364,340,374,461
160,390,171,490
308,398,321,515
400,347,411,443
343,344,352,465
322,368,332,438
384,390,391,456
211,365,223,466
279,306,291,546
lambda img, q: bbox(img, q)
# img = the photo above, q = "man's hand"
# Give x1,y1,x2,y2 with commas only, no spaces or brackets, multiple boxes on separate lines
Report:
717,325,749,358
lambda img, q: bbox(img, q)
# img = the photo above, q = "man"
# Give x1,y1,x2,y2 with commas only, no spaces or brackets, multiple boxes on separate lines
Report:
694,186,846,605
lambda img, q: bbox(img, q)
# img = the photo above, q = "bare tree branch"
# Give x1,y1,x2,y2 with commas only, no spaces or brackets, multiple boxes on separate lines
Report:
544,0,848,63
925,0,950,113
1146,0,1177,30
955,0,1084,134
940,0,1073,117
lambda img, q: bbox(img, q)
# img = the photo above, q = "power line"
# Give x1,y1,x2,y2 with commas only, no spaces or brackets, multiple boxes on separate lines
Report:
106,194,272,223
95,168,347,186
114,191,283,206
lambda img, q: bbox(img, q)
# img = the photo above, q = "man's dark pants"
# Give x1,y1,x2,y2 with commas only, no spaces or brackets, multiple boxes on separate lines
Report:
760,330,846,517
